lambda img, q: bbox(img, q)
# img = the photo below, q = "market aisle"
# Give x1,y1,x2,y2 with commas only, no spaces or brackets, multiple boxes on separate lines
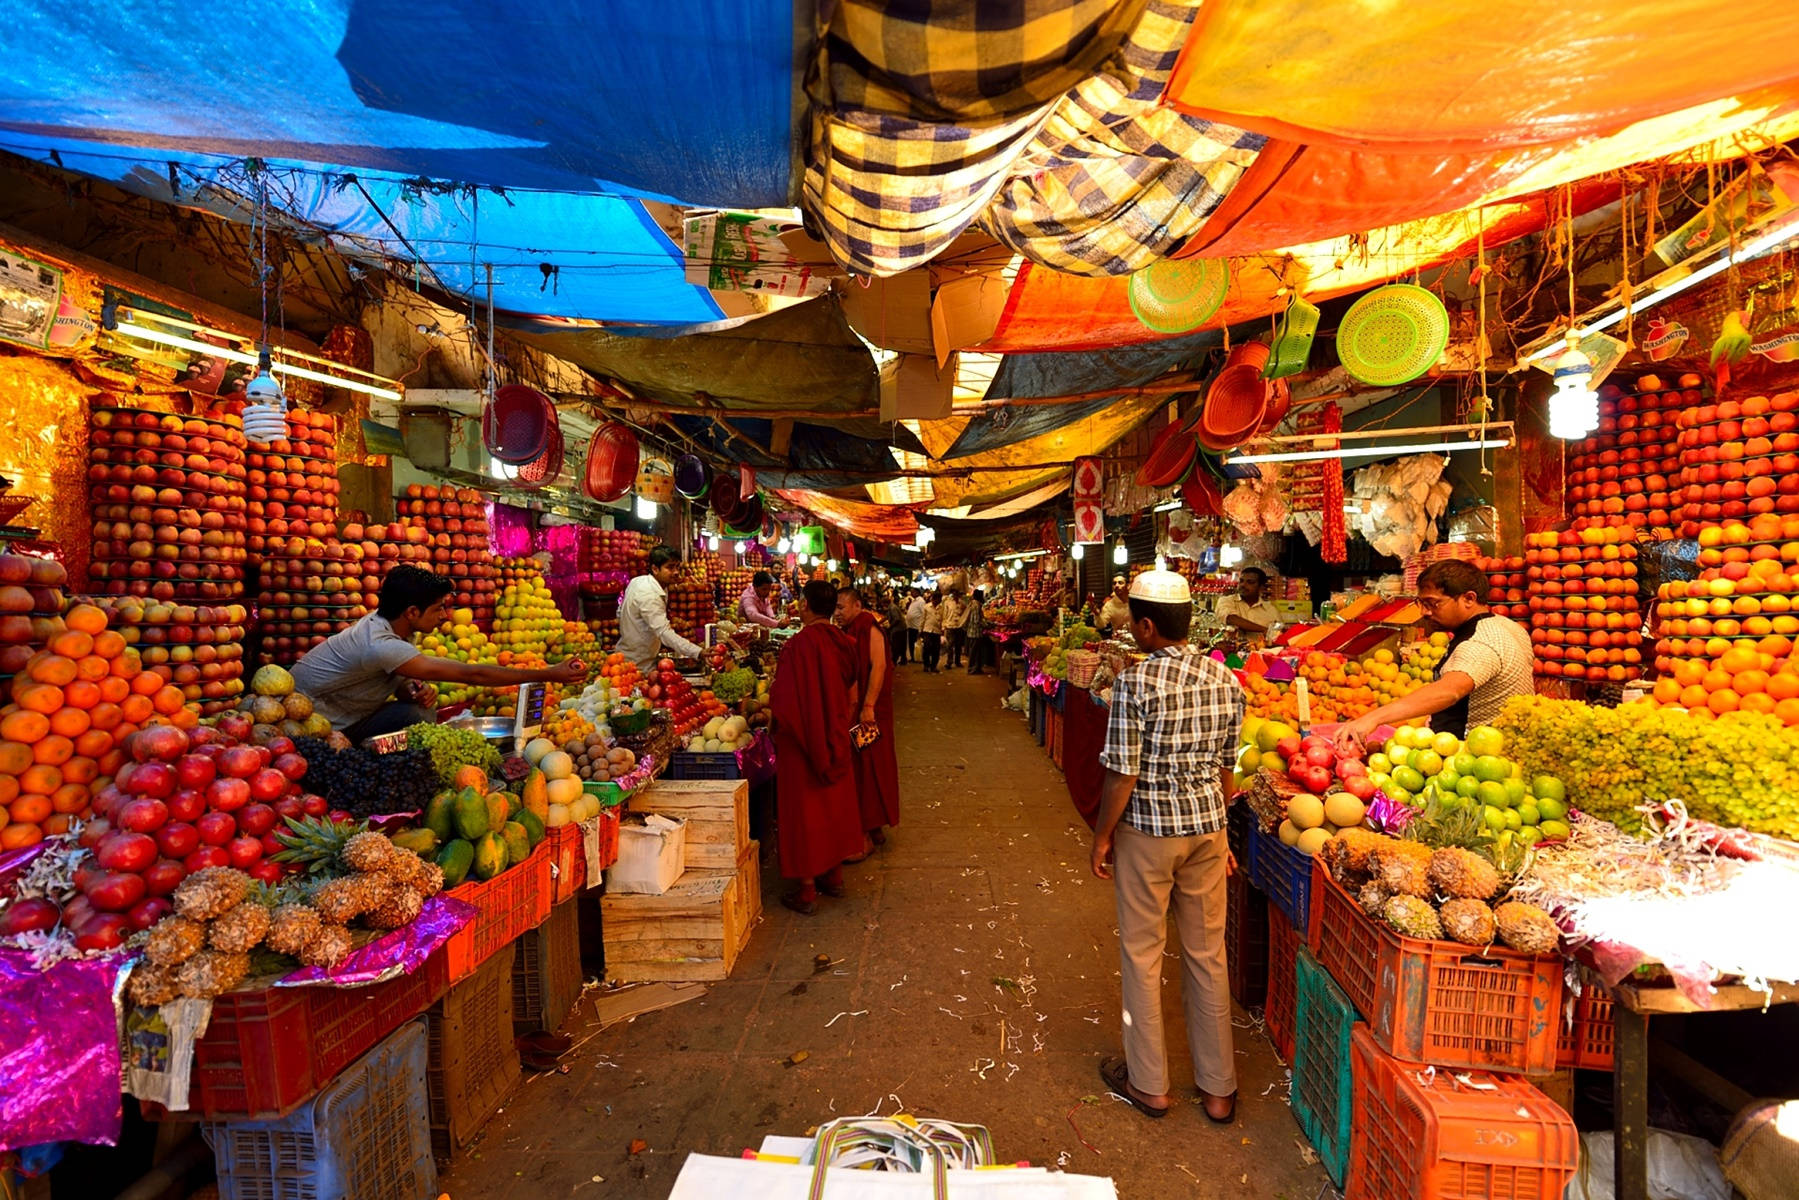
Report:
442,666,1327,1199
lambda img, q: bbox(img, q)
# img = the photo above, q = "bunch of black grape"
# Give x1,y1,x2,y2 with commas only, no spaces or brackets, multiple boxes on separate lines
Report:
294,738,440,818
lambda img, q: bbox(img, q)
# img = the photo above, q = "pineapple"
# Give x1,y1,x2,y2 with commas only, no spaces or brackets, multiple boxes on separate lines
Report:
1439,898,1497,946
208,902,271,953
312,874,388,924
299,923,354,968
1428,848,1501,900
385,853,443,897
1357,880,1392,917
364,884,423,930
172,868,252,921
175,950,251,998
1381,894,1443,940
127,962,181,1008
272,815,369,876
1494,901,1560,955
266,904,323,956
1334,827,1388,873
341,831,400,874
1369,841,1432,898
145,916,207,967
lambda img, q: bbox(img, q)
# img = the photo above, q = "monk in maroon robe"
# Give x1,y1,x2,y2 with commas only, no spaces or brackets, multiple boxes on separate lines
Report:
770,580,865,913
835,588,899,853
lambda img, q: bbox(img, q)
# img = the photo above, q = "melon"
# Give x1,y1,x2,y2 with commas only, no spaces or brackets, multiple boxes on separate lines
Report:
1296,827,1331,856
523,737,556,766
1279,819,1301,847
1323,792,1366,828
1286,794,1326,831
702,716,725,739
250,664,294,697
546,776,583,806
545,802,572,828
539,750,574,780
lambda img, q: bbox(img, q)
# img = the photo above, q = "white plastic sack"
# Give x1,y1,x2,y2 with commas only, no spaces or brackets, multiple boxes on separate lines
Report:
668,1154,1118,1199
1564,1130,1729,1200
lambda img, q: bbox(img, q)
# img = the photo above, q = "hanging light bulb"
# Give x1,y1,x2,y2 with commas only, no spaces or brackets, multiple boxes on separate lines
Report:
635,494,657,520
734,540,747,555
1548,334,1600,440
777,537,792,554
1071,542,1084,560
1113,540,1127,566
826,558,839,573
706,533,720,552
241,348,288,446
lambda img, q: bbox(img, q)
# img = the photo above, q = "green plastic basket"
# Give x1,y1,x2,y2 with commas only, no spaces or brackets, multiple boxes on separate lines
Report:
1335,283,1449,385
1128,259,1230,334
1265,297,1319,379
1292,947,1359,1188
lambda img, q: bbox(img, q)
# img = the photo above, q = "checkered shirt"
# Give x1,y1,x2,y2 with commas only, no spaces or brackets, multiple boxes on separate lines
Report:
802,0,1264,278
1100,645,1245,837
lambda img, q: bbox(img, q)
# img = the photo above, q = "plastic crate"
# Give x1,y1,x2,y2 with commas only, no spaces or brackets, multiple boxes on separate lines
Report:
188,955,449,1119
1247,821,1312,932
666,751,742,781
1264,905,1299,1064
1557,974,1616,1071
1225,866,1268,1009
1028,688,1043,740
441,839,554,984
426,941,521,1159
1293,948,1359,1187
1308,861,1564,1075
594,805,620,871
1226,798,1252,867
512,897,585,1036
1348,1026,1579,1200
1047,708,1063,769
205,1019,435,1200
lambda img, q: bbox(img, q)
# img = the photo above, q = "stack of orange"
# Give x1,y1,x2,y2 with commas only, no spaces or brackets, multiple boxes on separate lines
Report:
0,603,194,849
1525,526,1644,682
597,651,643,694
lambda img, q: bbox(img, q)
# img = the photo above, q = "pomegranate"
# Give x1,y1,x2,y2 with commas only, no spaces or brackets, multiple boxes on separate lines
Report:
205,777,251,812
0,897,62,935
83,871,147,913
96,831,158,874
195,810,237,847
141,858,187,897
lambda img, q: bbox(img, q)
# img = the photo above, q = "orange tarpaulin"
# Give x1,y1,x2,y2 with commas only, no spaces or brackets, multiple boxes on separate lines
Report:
773,490,922,542
1163,2,1799,152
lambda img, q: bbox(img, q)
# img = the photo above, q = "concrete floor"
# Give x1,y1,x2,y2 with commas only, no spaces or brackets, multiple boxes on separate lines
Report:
443,662,1332,1199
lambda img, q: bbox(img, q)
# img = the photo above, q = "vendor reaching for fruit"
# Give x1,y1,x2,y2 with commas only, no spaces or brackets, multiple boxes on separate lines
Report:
738,570,792,630
292,564,585,741
618,546,706,670
1335,560,1534,750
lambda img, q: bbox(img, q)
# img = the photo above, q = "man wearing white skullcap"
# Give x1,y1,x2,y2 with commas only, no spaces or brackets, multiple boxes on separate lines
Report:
1090,568,1245,1123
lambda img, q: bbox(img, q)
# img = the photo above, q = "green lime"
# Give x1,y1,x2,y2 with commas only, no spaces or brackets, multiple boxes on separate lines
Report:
1437,769,1462,792
1476,780,1510,808
1517,802,1541,826
1502,778,1528,805
1516,827,1541,845
1412,750,1444,777
1387,746,1410,769
1504,808,1522,831
1537,797,1567,821
1465,725,1505,757
1483,806,1508,831
1432,731,1463,757
1451,753,1477,776
1533,775,1567,803
1368,753,1391,774
1393,765,1425,793
1539,819,1571,840
1456,775,1482,799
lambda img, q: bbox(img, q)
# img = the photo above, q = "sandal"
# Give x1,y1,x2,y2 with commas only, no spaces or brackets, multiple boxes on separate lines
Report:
780,891,817,915
1197,1088,1237,1124
1099,1056,1169,1119
817,869,846,898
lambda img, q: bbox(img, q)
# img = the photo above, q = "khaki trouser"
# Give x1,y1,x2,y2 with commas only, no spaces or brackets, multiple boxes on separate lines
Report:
1113,823,1236,1097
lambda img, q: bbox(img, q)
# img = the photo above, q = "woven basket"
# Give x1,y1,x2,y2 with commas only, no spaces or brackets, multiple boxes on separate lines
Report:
1065,649,1100,689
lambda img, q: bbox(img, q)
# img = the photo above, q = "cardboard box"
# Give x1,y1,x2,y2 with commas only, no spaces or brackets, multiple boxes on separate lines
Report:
604,815,686,895
626,780,750,870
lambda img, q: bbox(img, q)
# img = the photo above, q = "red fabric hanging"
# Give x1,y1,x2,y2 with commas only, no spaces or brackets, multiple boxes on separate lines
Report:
1321,403,1346,564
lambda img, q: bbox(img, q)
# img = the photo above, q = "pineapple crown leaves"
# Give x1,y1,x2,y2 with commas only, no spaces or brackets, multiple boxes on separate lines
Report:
271,814,371,873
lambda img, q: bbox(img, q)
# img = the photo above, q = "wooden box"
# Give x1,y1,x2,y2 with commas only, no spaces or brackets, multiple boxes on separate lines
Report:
626,779,750,869
735,840,762,931
603,867,751,983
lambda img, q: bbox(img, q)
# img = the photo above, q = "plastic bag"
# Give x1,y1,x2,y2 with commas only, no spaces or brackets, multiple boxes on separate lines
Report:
1566,1129,1729,1200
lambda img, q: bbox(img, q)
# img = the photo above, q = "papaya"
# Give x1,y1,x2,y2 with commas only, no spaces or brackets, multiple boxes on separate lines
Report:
452,787,490,840
436,838,475,887
471,832,508,880
514,808,546,847
451,763,488,791
391,828,440,857
423,792,457,842
485,792,510,833
520,768,549,821
501,820,532,866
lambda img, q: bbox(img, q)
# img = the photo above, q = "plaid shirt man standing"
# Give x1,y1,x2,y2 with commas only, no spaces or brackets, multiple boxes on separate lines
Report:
1091,569,1245,1123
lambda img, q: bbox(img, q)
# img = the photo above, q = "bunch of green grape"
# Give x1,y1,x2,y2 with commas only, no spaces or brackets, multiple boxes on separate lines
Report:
405,722,501,784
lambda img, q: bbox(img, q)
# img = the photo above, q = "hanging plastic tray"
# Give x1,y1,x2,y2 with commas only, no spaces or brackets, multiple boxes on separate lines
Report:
1127,259,1230,334
1135,420,1199,488
1197,366,1268,451
1336,284,1450,386
1265,297,1320,379
583,421,639,502
482,384,555,465
512,418,564,490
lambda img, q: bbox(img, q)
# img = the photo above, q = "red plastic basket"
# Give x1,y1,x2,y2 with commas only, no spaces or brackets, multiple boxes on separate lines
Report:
583,421,639,502
441,839,554,984
1307,861,1564,1075
512,417,563,490
545,823,585,904
186,954,449,1120
482,384,554,464
1264,905,1299,1063
1348,1026,1579,1200
595,806,620,870
1557,974,1616,1071
1225,866,1268,1009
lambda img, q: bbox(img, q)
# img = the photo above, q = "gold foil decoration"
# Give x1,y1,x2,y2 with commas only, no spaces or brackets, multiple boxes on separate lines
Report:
0,352,95,587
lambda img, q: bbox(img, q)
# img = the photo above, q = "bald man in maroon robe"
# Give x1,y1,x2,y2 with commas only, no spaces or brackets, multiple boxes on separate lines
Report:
835,587,899,855
770,580,865,914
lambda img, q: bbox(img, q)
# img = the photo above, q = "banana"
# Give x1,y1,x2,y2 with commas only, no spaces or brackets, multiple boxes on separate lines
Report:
1712,309,1754,366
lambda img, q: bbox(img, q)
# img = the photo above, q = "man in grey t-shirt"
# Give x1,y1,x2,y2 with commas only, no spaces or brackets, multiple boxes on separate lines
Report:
291,564,586,741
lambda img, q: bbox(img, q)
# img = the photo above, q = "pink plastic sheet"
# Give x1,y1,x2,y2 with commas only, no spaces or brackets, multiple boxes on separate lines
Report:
277,894,476,988
0,949,125,1151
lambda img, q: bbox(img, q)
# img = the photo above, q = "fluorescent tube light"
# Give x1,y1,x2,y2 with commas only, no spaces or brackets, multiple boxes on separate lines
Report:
113,320,404,401
1224,438,1511,465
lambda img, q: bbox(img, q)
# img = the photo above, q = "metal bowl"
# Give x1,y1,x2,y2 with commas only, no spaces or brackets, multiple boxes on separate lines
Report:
467,717,516,741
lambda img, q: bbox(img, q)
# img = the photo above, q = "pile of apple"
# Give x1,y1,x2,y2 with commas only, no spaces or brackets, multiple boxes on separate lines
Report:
94,598,248,712
644,656,721,739
0,553,71,664
87,406,248,601
579,528,649,574
1674,384,1799,536
1475,554,1529,622
246,409,340,555
1524,526,1643,682
341,522,434,612
257,536,368,663
1236,718,1377,852
1564,374,1694,535
34,720,330,950
393,485,498,627
667,576,716,644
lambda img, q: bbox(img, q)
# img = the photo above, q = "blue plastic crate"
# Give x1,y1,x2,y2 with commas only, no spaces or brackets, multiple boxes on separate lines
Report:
667,751,742,781
1292,947,1359,1188
1246,821,1313,931
206,1018,434,1200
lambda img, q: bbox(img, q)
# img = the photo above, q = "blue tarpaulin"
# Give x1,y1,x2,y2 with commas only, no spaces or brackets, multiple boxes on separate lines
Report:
0,135,723,326
940,328,1227,459
0,1,794,207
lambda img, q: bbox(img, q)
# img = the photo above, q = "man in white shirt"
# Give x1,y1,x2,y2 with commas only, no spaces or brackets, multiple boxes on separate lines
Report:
618,547,705,670
905,592,926,664
1098,575,1133,633
1214,567,1279,636
920,593,944,673
940,590,969,668
738,570,789,630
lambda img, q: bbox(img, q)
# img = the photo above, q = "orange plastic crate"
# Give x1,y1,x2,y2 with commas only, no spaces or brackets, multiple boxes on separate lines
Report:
1264,905,1299,1064
1557,975,1615,1071
1348,1026,1578,1200
1307,860,1563,1074
442,839,553,984
545,823,585,904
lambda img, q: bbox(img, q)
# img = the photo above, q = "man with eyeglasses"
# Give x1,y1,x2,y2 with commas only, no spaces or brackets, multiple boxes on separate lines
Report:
1334,559,1534,752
